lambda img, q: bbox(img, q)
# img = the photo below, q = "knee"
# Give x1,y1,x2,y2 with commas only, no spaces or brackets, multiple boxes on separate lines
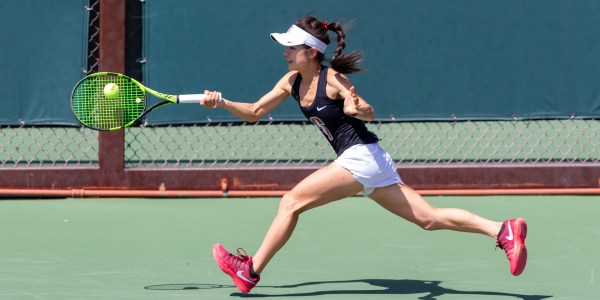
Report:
277,192,305,216
415,212,443,231
418,220,440,231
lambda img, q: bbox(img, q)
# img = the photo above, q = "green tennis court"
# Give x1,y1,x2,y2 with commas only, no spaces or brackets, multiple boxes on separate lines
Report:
2,195,598,299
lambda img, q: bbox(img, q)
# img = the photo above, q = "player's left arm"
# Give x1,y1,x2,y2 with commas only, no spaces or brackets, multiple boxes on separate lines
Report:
328,72,375,121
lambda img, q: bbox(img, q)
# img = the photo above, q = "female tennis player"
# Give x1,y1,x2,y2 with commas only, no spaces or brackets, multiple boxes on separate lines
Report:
199,15,528,294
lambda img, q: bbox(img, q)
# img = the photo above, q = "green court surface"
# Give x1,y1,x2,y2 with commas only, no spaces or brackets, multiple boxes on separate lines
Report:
1,195,599,299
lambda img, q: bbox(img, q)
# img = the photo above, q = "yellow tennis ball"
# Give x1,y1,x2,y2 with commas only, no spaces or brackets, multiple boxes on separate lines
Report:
103,83,119,99
135,98,142,103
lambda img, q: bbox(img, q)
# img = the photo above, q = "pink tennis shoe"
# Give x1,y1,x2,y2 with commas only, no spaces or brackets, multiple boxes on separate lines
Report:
496,218,528,276
212,244,260,294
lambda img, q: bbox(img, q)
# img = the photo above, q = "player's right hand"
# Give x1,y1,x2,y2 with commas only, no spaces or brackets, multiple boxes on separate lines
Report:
200,90,222,108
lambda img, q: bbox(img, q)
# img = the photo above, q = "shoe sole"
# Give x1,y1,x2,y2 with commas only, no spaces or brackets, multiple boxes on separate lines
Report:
511,218,528,276
212,244,253,294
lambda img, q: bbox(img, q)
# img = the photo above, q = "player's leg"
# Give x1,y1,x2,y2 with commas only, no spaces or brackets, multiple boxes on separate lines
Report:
252,162,363,273
213,162,363,293
369,183,501,236
368,183,527,275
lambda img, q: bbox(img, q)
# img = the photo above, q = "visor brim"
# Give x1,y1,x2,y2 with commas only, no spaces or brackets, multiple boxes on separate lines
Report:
270,33,304,47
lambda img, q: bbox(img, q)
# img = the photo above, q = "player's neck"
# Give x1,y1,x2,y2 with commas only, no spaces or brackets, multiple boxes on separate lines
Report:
297,63,321,83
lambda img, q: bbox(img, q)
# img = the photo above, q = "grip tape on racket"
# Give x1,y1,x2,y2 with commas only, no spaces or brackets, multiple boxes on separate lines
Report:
177,93,222,103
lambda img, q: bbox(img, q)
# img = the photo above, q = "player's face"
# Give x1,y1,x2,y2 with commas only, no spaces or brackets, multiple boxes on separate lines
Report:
283,45,313,71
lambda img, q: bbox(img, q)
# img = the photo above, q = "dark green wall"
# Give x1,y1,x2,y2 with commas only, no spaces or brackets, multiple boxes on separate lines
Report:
144,0,600,123
1,0,598,126
0,1,84,125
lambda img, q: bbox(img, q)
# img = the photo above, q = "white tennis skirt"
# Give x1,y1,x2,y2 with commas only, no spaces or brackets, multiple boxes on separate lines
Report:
334,143,403,196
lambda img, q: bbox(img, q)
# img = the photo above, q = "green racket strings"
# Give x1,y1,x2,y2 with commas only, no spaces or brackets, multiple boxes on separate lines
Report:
72,74,145,130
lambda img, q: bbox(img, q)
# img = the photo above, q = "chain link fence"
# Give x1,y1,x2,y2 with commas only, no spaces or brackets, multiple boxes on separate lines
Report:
7,120,600,167
1,119,598,167
0,127,97,167
125,119,600,167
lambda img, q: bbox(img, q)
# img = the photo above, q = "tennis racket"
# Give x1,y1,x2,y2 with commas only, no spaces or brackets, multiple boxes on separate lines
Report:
71,72,220,130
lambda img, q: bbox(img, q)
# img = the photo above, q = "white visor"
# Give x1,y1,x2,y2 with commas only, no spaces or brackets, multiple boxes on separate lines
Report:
270,25,328,53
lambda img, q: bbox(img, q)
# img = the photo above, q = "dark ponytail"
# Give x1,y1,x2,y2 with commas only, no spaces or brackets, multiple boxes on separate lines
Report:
294,16,364,74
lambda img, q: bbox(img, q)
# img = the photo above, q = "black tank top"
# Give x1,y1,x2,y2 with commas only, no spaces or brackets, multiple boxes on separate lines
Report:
291,66,379,156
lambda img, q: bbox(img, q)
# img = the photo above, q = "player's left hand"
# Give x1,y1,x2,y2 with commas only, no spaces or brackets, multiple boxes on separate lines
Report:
344,86,360,116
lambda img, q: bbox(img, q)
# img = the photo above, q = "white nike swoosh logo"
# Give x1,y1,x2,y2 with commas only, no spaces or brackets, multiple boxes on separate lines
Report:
316,106,327,111
236,271,257,284
506,222,514,241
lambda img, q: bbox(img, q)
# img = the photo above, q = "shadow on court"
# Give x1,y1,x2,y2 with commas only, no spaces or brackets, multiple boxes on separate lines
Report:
145,279,551,299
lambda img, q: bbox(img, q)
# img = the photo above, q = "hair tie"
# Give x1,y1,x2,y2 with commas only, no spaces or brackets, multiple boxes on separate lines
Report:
322,21,328,30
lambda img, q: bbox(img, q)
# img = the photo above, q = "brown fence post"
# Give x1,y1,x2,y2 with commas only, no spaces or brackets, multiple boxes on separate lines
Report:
98,0,126,188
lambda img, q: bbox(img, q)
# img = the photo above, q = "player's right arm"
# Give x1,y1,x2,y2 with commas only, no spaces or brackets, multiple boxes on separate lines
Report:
200,72,295,123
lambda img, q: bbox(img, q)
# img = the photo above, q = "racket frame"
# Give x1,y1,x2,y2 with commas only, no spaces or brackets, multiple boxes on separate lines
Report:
71,72,212,131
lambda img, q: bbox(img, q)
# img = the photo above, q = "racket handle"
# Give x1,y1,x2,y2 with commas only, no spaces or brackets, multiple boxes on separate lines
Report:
177,93,222,103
